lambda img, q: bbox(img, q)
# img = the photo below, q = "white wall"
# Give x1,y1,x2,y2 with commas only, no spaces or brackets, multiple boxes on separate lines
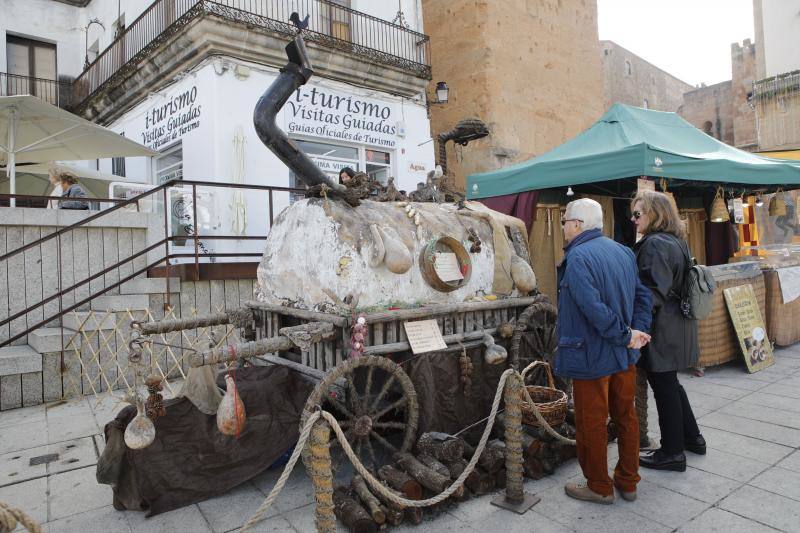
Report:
759,0,800,77
1,0,425,81
0,0,83,77
108,58,433,260
353,0,424,33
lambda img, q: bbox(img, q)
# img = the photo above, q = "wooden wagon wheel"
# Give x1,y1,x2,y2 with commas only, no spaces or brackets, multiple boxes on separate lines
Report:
301,355,419,474
509,296,558,372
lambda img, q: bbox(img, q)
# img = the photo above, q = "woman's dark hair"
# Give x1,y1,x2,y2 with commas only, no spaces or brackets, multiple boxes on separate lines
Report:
339,167,356,183
58,171,79,186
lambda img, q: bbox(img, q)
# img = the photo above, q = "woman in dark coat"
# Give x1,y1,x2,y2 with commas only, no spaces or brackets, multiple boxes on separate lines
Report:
632,191,705,472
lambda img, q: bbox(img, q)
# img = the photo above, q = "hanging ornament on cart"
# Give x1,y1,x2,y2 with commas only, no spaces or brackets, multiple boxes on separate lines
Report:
217,372,247,437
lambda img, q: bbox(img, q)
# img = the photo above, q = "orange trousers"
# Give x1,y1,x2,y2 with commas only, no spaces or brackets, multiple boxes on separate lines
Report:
572,364,640,496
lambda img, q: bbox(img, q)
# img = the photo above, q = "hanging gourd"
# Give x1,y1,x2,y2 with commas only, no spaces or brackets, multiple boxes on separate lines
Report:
124,404,156,450
217,373,246,437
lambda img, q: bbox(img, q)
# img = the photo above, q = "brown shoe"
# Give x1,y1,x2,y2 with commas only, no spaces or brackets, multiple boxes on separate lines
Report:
615,485,637,502
564,481,614,504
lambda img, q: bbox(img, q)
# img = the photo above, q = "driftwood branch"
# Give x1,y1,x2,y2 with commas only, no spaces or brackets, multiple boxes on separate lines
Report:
416,432,465,463
189,322,336,367
377,465,422,500
351,476,385,525
333,487,377,533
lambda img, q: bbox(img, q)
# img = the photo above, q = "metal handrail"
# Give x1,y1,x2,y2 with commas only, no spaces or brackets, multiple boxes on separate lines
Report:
0,179,301,263
71,0,431,107
0,178,305,347
0,194,132,204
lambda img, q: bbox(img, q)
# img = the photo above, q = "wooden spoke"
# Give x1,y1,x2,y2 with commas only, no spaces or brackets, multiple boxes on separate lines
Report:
366,438,377,472
372,421,406,430
369,374,397,413
361,365,375,413
329,396,357,420
369,430,398,453
347,376,359,413
355,438,363,462
372,397,408,422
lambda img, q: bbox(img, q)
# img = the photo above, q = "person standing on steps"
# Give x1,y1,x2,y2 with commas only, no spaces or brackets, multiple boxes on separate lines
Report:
632,191,707,473
554,198,653,505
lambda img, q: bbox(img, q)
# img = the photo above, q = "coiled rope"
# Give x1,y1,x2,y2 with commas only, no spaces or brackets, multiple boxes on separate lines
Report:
242,365,575,531
0,501,41,533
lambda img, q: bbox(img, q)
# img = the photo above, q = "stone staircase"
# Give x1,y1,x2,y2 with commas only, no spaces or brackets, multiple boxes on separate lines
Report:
0,277,180,410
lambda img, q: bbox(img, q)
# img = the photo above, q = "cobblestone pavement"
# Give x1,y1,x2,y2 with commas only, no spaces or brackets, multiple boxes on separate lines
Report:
1,344,799,532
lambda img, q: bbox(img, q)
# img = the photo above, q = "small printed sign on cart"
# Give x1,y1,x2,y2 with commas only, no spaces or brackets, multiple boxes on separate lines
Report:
434,252,464,282
403,319,448,354
723,284,775,373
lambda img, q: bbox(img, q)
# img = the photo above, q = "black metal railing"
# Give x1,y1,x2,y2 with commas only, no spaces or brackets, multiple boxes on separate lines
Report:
72,0,431,107
752,70,800,101
0,179,304,348
1,72,73,108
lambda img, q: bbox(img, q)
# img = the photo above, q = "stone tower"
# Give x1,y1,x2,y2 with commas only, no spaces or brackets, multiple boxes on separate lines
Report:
421,0,605,190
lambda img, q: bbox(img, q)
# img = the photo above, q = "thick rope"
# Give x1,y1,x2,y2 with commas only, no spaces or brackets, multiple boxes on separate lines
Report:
241,409,322,531
0,501,42,533
243,366,575,530
320,368,513,509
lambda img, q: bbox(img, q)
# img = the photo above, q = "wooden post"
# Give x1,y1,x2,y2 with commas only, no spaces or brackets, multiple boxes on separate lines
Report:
307,419,336,533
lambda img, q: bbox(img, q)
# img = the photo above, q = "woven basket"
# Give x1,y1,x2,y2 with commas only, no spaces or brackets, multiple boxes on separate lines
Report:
519,361,567,428
697,269,766,368
763,269,800,346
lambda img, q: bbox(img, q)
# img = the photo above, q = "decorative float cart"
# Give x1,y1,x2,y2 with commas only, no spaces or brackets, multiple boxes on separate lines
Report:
125,35,561,531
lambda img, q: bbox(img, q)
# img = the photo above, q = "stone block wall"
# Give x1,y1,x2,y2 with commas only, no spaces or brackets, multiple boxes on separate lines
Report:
679,81,735,145
422,0,605,190
0,208,154,346
601,40,693,112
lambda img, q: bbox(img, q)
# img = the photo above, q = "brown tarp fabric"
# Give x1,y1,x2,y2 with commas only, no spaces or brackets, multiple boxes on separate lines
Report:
680,208,707,265
399,334,557,441
581,194,615,239
400,344,507,440
98,365,315,517
528,204,566,304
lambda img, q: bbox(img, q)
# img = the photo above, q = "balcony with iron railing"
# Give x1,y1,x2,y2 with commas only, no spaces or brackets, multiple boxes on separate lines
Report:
752,70,800,102
72,0,431,114
1,72,73,109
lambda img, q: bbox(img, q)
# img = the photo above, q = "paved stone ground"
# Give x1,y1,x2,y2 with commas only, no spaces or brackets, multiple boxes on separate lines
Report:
2,345,800,532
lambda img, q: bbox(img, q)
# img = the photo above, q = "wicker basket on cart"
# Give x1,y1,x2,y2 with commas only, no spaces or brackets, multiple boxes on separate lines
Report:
520,361,567,428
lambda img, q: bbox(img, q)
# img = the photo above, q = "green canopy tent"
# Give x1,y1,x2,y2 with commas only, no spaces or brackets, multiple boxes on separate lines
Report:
466,103,800,200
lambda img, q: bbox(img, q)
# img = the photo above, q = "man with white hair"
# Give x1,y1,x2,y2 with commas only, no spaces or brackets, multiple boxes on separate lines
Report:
555,198,653,504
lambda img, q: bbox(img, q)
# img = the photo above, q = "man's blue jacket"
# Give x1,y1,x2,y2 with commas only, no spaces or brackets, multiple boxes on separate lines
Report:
554,229,653,380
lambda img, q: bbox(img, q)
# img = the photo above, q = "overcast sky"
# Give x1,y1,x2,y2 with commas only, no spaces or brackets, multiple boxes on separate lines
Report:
597,0,755,87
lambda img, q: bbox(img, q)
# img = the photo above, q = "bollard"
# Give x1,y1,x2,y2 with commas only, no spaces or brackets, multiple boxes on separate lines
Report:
306,419,336,533
491,372,541,514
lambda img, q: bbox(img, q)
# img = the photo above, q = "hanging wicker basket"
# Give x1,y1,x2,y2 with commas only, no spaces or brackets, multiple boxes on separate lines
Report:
519,361,567,428
769,189,787,217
